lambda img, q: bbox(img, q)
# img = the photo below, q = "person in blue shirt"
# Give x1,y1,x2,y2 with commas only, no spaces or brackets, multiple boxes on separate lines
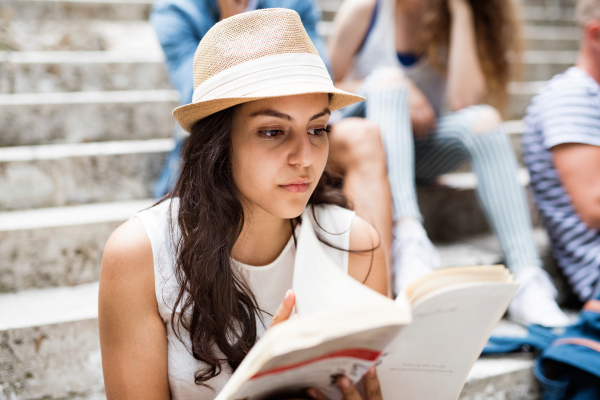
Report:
151,0,395,293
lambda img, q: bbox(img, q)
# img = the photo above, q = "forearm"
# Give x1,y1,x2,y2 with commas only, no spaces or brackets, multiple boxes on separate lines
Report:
553,143,600,230
446,0,486,110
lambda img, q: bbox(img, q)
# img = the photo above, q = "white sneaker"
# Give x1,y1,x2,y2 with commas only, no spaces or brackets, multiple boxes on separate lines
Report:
392,219,440,297
508,267,571,328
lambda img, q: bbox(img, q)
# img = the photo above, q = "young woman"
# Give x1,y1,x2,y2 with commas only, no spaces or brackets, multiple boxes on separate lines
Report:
328,0,570,327
98,8,387,400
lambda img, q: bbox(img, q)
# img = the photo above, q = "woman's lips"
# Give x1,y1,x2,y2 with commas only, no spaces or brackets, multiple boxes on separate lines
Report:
279,183,309,193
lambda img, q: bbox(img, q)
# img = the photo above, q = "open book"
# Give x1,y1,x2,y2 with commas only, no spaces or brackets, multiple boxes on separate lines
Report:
216,218,518,400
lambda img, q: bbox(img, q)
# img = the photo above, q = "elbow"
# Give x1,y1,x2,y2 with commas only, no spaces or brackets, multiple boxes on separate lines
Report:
576,197,600,230
580,208,600,231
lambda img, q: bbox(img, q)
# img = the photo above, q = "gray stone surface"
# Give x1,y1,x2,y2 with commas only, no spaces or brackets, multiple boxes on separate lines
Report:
0,90,177,146
522,51,576,81
0,145,167,210
0,51,169,93
418,183,541,242
460,356,540,400
0,0,153,21
0,319,104,400
0,222,118,292
0,194,547,293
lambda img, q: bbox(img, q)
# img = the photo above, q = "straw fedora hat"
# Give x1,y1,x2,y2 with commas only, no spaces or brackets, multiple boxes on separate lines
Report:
172,8,365,133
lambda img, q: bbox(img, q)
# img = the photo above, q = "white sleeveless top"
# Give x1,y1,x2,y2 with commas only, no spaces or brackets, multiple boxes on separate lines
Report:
345,0,447,116
134,199,355,399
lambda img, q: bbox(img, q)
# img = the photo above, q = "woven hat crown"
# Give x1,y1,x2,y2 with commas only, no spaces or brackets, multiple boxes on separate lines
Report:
192,8,319,90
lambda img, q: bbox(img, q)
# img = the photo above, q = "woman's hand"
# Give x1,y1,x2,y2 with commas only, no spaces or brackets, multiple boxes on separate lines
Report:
267,289,296,330
306,366,383,400
409,81,436,138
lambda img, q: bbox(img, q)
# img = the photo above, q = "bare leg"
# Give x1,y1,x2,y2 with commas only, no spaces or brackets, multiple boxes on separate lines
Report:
328,117,394,296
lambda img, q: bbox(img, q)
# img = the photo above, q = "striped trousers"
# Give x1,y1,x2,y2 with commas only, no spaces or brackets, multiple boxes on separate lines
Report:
339,80,541,273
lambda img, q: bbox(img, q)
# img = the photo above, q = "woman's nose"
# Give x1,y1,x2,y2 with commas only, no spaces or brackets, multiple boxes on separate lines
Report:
287,131,314,168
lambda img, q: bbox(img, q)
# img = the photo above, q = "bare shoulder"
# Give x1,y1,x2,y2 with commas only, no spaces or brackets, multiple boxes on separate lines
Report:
100,217,156,312
348,215,380,252
101,217,154,283
347,215,388,296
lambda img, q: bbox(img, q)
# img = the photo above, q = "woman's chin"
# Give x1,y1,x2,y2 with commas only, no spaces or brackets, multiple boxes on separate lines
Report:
266,197,311,220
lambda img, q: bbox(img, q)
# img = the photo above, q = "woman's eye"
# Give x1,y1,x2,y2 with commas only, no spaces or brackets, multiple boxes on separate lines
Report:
308,128,329,137
259,129,284,138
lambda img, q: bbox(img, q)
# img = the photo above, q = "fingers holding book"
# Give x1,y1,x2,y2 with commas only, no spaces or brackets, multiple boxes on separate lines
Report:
306,366,383,400
268,289,296,329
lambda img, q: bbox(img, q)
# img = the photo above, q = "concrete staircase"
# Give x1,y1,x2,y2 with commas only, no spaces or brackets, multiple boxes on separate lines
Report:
0,0,577,398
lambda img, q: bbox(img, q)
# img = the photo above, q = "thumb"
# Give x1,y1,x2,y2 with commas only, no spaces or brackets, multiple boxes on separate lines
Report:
269,290,295,328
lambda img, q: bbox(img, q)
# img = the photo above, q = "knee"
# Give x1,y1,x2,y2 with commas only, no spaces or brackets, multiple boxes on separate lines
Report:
330,119,386,171
472,105,503,134
369,66,408,90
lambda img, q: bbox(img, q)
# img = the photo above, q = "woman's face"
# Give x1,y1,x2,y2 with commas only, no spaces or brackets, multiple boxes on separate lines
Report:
230,93,330,220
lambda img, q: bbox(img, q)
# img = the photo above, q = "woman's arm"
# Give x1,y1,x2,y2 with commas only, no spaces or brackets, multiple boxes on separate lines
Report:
327,0,376,90
348,216,389,297
99,217,170,400
446,0,487,111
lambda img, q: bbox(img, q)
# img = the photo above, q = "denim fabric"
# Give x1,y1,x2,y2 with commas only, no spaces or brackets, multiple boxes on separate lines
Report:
482,325,555,355
150,0,331,197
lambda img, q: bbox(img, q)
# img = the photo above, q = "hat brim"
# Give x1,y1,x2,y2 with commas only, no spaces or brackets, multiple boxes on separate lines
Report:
173,82,365,133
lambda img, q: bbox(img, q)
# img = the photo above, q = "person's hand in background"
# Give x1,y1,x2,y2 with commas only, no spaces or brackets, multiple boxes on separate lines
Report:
408,81,436,138
306,366,383,400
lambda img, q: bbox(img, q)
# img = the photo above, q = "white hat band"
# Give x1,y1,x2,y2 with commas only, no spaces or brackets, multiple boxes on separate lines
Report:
192,53,333,103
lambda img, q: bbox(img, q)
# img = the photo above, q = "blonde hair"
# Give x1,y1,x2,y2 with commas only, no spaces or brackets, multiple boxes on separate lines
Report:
419,0,523,114
576,0,600,27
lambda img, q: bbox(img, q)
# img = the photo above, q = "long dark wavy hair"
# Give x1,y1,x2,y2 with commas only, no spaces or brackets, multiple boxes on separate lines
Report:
160,104,366,388
418,0,523,113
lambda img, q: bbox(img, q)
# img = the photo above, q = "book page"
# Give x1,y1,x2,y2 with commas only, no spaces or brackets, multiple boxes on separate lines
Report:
227,325,400,400
377,282,518,400
215,216,410,400
292,213,408,316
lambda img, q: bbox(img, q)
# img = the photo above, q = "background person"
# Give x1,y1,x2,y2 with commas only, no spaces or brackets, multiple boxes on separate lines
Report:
523,0,600,304
151,0,396,290
99,9,387,399
327,0,569,326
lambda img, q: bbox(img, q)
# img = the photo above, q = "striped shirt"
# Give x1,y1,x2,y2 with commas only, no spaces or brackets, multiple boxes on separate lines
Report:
523,67,600,301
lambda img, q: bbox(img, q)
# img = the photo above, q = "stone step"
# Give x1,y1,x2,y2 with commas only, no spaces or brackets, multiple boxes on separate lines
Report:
0,279,539,399
0,131,531,211
460,356,538,400
524,26,578,51
0,82,536,147
0,199,153,292
509,80,547,119
0,51,169,94
522,50,576,81
0,0,153,21
1,12,576,55
0,0,575,25
0,90,178,146
0,282,105,399
0,160,535,292
0,48,570,95
0,20,161,52
0,139,172,210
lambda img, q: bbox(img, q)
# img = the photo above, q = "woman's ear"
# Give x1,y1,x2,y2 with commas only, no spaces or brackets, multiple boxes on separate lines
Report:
586,20,600,51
